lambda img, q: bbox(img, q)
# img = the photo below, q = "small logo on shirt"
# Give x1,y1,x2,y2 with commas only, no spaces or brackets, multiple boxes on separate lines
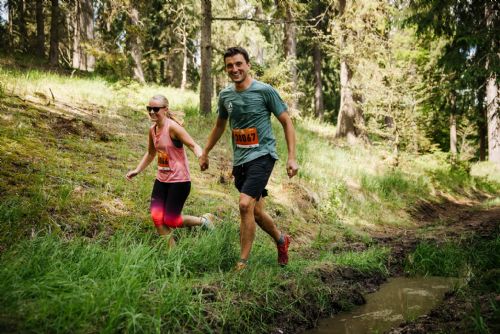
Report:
227,102,233,114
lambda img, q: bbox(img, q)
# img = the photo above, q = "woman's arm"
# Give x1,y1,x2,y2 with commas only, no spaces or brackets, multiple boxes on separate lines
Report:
126,130,156,180
169,122,202,158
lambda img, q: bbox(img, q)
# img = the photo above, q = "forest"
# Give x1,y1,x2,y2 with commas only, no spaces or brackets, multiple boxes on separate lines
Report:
0,0,499,333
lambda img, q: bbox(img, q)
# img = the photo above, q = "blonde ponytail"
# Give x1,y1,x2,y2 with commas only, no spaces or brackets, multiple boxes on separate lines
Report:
151,94,184,126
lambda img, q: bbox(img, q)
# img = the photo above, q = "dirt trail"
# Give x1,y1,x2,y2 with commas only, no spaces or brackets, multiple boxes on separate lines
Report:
373,198,499,275
286,198,499,334
380,199,500,334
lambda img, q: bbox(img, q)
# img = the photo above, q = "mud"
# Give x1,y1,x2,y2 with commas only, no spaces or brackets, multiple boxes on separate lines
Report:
272,266,387,334
277,198,499,334
387,292,500,334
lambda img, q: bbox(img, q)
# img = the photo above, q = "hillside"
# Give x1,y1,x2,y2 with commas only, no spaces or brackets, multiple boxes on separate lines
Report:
1,60,499,333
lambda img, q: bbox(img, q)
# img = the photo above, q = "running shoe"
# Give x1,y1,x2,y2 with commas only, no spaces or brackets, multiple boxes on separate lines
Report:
234,259,248,272
277,234,291,266
201,213,215,230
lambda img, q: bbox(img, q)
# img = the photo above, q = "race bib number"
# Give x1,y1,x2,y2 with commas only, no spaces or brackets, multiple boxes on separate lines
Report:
157,150,171,171
233,128,259,148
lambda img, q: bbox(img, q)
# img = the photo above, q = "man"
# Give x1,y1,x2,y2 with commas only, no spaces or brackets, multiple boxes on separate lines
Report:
199,46,299,270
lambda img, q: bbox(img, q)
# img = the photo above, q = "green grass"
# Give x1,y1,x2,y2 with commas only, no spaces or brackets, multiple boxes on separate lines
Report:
361,170,428,203
0,229,234,333
1,56,500,333
326,246,390,274
405,241,468,277
405,236,500,292
0,227,380,333
405,237,500,333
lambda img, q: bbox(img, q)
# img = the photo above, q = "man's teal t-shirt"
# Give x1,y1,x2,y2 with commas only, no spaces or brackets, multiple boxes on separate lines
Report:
217,80,287,166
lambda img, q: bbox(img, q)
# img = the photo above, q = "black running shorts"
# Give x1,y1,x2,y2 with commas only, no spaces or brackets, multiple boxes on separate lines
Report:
232,154,276,200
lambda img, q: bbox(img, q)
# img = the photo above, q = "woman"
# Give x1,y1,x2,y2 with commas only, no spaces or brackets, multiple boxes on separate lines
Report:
126,94,214,248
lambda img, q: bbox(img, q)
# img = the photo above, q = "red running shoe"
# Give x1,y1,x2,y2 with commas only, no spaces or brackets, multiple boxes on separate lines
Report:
277,234,291,266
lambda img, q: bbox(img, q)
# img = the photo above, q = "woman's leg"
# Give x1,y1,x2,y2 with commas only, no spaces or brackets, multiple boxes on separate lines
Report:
163,182,215,230
182,215,203,227
156,224,176,248
164,181,193,227
150,180,175,248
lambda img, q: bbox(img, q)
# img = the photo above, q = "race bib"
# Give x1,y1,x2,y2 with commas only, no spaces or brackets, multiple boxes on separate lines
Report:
157,150,171,171
233,128,259,148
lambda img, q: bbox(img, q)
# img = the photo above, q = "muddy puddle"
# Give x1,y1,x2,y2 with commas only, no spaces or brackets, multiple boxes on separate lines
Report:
304,276,460,334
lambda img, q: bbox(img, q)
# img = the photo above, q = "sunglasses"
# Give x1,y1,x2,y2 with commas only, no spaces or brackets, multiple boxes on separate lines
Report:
146,106,166,113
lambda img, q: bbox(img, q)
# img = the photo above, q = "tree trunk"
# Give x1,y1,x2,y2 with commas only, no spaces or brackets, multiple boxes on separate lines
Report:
72,3,80,68
7,0,14,48
312,43,324,119
81,0,95,71
160,58,165,84
283,2,298,112
311,0,324,119
335,0,364,143
72,0,95,71
200,0,212,115
479,109,487,161
449,93,458,157
486,74,499,164
128,7,145,83
35,0,45,57
450,112,457,156
180,31,188,91
485,3,499,164
19,0,28,51
336,60,357,143
49,0,60,67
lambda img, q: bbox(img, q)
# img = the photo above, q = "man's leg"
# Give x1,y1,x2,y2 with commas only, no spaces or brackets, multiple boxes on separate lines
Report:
254,198,281,242
254,197,290,266
239,193,257,261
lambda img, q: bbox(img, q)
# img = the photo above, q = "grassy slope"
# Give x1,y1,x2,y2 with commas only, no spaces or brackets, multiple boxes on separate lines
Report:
0,59,499,333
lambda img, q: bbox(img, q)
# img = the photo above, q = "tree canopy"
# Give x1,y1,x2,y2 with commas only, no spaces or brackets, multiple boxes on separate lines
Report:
0,0,498,163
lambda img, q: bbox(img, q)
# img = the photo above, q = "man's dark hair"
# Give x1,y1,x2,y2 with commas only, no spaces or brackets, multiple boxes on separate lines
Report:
223,47,250,63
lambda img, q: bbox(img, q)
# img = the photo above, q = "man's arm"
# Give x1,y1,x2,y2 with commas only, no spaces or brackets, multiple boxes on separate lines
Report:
277,111,299,178
199,117,228,171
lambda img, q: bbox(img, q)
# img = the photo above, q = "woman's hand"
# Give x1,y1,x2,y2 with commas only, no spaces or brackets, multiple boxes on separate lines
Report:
126,170,139,180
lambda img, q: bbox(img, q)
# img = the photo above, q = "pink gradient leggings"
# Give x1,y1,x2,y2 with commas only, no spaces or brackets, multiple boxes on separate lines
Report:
150,180,191,228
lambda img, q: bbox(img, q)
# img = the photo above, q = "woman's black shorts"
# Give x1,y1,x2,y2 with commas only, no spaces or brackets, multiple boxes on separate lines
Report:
232,154,276,200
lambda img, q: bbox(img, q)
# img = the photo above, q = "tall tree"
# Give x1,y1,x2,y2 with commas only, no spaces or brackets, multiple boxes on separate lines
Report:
312,42,324,119
72,0,95,71
485,2,499,163
200,0,212,115
311,0,325,119
128,4,145,83
18,0,28,51
408,0,500,163
171,2,196,91
479,108,487,161
7,0,14,48
35,0,45,57
282,1,298,112
449,93,458,157
49,0,59,66
335,0,364,143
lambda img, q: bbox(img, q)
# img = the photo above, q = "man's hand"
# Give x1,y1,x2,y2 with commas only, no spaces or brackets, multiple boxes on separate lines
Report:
199,153,209,171
286,159,299,178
